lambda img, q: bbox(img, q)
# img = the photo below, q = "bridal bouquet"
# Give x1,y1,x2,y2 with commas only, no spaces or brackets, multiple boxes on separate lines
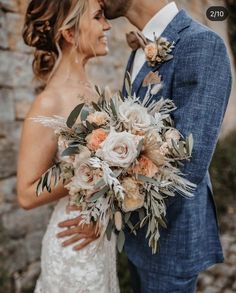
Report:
32,75,196,254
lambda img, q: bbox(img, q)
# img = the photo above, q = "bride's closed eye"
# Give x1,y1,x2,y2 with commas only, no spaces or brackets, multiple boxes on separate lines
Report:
94,10,105,20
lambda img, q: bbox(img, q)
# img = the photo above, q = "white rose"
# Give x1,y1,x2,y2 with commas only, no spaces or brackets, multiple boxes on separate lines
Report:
96,129,141,168
118,101,151,132
72,161,102,190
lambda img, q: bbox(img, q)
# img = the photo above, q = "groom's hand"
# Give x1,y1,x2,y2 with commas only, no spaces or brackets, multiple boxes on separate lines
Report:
56,205,100,251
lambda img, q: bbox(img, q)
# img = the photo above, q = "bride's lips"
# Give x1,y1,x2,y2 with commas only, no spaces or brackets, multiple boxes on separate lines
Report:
99,35,108,45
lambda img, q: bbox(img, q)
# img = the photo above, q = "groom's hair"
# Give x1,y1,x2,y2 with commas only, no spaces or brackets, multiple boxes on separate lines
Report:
103,0,133,19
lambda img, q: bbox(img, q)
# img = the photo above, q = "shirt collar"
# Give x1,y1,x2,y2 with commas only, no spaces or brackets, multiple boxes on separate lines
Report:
142,1,179,41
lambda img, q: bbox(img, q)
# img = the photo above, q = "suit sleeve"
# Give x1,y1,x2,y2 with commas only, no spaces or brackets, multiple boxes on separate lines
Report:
172,31,232,187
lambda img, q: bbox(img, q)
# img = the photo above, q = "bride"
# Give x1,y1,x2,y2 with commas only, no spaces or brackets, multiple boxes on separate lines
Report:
17,0,120,292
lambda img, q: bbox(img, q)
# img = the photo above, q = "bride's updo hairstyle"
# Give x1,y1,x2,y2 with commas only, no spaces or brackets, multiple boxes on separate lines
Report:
22,0,87,82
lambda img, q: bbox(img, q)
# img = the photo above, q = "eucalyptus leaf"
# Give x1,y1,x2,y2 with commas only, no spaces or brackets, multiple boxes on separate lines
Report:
105,219,113,241
137,175,160,187
66,103,85,128
118,90,125,102
157,216,167,229
80,108,90,122
178,141,186,157
140,216,148,228
125,72,132,96
117,230,125,253
86,120,95,132
126,220,137,236
124,212,131,224
36,177,43,197
187,133,194,156
62,146,80,157
95,85,102,96
136,139,144,157
92,102,102,111
110,98,117,119
94,178,106,190
89,185,109,202
138,208,145,222
46,168,52,193
75,124,87,134
171,139,181,156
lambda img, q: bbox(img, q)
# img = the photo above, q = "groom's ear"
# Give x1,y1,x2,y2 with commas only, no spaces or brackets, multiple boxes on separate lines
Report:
61,29,75,45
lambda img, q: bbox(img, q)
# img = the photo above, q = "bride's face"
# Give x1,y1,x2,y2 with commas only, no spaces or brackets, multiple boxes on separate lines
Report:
78,0,111,58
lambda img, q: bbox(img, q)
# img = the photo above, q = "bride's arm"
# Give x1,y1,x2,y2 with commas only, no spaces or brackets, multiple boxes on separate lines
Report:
17,93,69,210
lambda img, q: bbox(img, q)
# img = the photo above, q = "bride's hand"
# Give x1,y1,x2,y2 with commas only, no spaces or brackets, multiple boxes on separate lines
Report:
56,205,100,251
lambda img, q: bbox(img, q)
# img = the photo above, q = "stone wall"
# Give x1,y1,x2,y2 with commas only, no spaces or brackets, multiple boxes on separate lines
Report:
0,0,235,292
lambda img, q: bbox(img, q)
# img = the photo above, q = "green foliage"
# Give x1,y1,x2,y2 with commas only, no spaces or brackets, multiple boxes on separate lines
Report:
118,252,132,293
226,0,236,66
210,129,236,214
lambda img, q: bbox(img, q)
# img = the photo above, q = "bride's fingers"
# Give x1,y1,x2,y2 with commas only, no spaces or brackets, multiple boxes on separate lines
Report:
58,217,81,228
61,234,87,247
56,226,81,238
73,237,98,251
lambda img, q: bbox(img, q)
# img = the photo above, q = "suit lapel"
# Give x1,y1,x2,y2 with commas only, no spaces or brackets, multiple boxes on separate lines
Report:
130,9,192,98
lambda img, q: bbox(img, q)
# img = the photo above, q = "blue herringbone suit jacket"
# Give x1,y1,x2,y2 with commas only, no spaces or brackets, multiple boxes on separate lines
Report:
122,9,232,276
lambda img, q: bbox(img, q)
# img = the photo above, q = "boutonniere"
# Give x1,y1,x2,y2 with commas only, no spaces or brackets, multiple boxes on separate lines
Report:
144,34,175,67
126,31,175,67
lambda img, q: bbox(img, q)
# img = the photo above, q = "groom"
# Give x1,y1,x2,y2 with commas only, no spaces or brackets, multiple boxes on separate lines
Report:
58,0,232,291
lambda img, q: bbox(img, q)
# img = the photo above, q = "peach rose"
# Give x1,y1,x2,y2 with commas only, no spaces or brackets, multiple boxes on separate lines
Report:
122,177,144,212
144,43,158,61
130,155,159,177
87,111,109,126
86,128,108,151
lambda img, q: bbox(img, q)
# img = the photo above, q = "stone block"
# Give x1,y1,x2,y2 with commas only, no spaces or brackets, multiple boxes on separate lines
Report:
2,206,52,238
13,87,35,120
0,88,15,121
0,51,33,87
25,231,44,262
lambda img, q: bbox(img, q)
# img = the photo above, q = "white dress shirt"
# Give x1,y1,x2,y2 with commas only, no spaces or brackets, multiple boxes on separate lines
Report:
131,1,179,83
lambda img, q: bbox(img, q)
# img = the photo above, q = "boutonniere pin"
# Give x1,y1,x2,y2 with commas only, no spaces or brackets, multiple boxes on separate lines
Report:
144,33,175,67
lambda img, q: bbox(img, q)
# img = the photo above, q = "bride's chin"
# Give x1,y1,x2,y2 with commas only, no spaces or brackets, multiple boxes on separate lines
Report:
96,47,109,56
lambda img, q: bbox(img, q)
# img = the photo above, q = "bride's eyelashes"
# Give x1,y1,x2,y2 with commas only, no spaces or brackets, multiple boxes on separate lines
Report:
94,10,105,20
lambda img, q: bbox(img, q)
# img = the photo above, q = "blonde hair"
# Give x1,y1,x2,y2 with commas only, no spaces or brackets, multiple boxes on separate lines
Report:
22,0,87,82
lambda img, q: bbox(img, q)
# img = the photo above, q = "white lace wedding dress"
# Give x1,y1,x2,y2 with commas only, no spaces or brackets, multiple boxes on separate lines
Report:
34,196,120,293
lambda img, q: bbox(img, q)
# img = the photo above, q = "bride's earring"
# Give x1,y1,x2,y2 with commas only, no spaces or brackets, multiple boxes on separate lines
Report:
73,44,80,64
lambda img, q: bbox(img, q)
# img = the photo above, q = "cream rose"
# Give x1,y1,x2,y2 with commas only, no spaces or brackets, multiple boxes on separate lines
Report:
86,111,109,126
96,129,141,168
72,161,103,191
118,101,151,132
122,177,144,212
165,129,181,148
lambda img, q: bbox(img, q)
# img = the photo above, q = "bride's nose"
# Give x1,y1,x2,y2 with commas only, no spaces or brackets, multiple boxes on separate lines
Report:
103,18,112,31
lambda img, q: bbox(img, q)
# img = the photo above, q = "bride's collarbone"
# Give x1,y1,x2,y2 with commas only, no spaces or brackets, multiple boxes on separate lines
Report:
43,86,98,116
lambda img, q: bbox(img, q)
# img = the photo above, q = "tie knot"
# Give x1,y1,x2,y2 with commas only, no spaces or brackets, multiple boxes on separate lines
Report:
126,31,148,50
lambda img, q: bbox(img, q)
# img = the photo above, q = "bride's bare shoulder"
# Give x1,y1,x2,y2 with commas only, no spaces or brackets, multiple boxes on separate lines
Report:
26,87,63,118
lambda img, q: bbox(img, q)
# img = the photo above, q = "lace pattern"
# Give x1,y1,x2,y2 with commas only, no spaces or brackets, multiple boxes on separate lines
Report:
34,197,120,293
